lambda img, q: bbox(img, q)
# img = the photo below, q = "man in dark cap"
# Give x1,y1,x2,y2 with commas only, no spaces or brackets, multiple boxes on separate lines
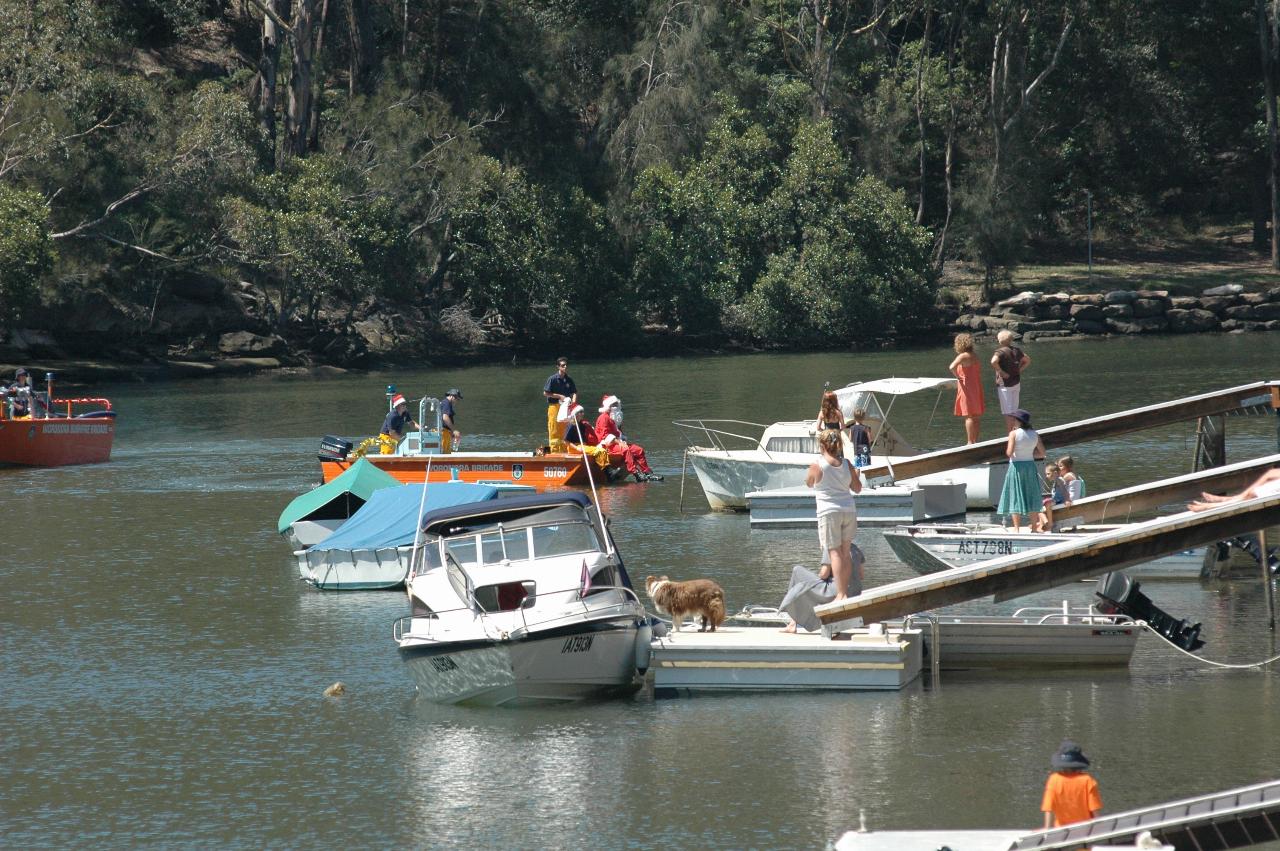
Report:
441,389,463,453
1041,740,1102,829
7,368,33,418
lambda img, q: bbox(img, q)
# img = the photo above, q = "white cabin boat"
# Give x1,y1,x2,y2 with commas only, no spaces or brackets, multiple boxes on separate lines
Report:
394,492,650,706
883,522,1208,580
675,377,1006,511
746,481,967,527
650,625,923,695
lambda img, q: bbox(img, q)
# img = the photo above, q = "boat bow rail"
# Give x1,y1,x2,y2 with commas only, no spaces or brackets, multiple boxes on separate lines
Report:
395,583,642,642
672,419,773,453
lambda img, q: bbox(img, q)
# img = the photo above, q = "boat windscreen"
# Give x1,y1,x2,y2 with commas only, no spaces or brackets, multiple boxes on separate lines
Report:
431,503,589,538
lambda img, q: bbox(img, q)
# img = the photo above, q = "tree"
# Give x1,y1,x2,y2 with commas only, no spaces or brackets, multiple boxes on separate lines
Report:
0,186,54,321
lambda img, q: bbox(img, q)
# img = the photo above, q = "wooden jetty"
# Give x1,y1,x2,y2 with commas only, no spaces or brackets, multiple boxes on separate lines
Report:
835,777,1280,850
817,491,1280,628
862,380,1280,486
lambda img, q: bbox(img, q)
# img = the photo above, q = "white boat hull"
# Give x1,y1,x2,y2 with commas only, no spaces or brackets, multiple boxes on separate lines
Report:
883,526,1207,580
746,482,967,527
400,616,644,706
284,518,346,550
297,545,411,590
688,450,1002,511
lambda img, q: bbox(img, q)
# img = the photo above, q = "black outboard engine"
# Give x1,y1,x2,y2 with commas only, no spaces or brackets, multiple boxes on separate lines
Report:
318,434,353,462
1095,571,1204,652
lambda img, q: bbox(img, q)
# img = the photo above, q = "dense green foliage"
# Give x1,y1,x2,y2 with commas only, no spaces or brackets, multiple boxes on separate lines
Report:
0,0,1269,356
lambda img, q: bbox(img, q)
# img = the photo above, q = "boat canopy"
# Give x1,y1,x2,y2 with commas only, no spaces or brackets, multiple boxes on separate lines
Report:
421,491,594,536
835,377,957,423
308,482,499,552
277,457,400,533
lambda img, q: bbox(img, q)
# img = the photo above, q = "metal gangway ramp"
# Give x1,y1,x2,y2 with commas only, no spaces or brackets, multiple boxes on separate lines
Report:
1013,778,1280,849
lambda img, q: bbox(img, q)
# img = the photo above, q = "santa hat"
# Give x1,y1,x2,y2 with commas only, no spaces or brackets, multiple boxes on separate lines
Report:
391,394,407,408
598,394,621,413
557,402,584,423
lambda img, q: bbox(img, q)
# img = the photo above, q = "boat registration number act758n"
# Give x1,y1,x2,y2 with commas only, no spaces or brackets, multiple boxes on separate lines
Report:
955,539,1016,556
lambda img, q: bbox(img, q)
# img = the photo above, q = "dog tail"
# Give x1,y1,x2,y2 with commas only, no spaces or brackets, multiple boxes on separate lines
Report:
708,591,726,627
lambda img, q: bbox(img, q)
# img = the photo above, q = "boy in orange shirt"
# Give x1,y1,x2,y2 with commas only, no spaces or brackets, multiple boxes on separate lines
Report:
1041,740,1102,829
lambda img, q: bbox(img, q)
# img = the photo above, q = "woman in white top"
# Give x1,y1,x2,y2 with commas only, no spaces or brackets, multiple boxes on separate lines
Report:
995,408,1046,532
805,429,863,601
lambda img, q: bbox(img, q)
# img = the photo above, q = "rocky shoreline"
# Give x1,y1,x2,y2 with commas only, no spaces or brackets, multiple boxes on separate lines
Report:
953,284,1280,340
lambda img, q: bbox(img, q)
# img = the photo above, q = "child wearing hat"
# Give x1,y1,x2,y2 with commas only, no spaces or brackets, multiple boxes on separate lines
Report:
1041,740,1102,829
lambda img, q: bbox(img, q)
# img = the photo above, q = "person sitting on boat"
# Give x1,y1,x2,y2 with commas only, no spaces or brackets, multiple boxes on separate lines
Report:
562,404,611,471
815,391,845,433
1188,468,1280,511
1037,462,1068,532
848,408,873,468
996,408,1046,532
440,388,462,454
595,394,662,483
1056,455,1085,505
379,394,419,454
6,367,34,419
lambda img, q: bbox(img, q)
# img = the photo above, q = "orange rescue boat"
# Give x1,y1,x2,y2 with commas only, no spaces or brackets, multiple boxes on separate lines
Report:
0,373,116,466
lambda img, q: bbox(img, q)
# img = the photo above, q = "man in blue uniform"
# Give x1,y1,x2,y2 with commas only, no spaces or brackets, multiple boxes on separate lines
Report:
379,393,418,453
542,357,576,452
441,388,462,453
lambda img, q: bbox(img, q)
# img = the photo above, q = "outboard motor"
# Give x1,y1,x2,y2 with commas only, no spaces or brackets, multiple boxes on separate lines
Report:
318,434,353,462
1095,571,1204,652
1221,535,1280,575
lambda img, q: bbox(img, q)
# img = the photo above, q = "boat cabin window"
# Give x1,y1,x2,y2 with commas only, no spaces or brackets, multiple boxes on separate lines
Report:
530,521,600,559
765,435,818,454
480,527,530,565
583,563,622,596
414,542,444,573
444,536,479,568
473,580,536,613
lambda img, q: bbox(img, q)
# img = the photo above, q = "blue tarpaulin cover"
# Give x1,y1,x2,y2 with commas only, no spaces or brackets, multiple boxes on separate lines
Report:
309,482,499,552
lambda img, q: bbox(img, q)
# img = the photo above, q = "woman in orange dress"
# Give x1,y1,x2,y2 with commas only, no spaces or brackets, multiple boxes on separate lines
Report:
948,332,985,444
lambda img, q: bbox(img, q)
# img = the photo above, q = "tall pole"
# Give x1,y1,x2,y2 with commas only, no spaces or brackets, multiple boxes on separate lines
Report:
1086,190,1093,283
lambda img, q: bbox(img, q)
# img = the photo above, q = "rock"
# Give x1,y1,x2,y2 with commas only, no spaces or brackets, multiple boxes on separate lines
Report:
1242,292,1266,305
1203,284,1244,296
1170,297,1199,309
1069,293,1105,305
218,331,286,356
1023,329,1074,340
1224,305,1257,321
1029,302,1070,321
1220,319,1262,332
1107,316,1167,334
1135,289,1170,299
1069,304,1105,322
214,357,281,373
1265,286,1280,303
1166,309,1218,333
995,291,1042,311
167,273,227,305
1103,304,1134,320
1130,298,1168,319
1267,320,1280,331
1104,290,1138,305
1026,320,1069,332
1072,319,1106,334
1197,295,1236,315
1253,303,1280,321
353,315,399,355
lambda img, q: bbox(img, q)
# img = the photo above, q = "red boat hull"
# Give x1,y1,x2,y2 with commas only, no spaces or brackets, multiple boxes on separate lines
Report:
320,452,612,488
0,417,116,466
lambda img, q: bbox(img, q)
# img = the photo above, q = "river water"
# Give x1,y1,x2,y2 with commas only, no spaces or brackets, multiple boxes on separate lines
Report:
5,335,1280,848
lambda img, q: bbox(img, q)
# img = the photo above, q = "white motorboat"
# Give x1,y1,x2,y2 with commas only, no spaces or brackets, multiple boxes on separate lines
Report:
883,522,1209,580
394,491,651,706
674,377,1006,511
745,481,967,527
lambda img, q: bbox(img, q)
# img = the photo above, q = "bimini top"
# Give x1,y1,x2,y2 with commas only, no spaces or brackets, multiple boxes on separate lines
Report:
420,491,594,536
836,377,957,397
309,482,499,552
277,456,401,534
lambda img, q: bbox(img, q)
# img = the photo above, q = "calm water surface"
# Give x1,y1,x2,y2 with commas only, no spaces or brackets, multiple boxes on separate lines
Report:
5,335,1280,848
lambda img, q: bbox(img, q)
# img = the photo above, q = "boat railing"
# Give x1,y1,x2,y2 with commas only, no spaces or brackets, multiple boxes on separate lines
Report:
392,583,643,642
52,397,114,418
671,419,772,453
1011,604,1136,626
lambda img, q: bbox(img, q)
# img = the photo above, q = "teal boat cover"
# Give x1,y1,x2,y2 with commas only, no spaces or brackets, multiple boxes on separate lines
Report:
308,482,499,552
277,457,400,534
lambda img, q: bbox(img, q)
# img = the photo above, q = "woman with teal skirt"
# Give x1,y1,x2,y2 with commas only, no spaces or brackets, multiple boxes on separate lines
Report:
997,408,1046,532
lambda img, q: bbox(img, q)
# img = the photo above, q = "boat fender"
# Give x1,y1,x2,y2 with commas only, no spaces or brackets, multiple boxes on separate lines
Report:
634,621,653,673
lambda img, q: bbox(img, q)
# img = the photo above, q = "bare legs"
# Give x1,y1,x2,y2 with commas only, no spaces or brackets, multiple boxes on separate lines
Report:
829,545,852,601
963,415,981,444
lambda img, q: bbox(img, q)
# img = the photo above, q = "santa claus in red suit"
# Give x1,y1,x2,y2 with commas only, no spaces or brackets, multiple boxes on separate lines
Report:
594,395,662,483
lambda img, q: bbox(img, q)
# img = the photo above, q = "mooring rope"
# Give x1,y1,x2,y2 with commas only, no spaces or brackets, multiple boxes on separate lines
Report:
1136,620,1280,670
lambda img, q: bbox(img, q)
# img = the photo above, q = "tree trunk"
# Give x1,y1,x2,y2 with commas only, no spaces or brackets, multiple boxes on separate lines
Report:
307,0,330,151
1258,0,1280,268
257,0,284,165
915,3,932,225
346,0,376,96
284,0,316,158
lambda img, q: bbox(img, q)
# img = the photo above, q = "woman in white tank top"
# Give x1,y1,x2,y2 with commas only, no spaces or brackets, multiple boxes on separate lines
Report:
996,408,1046,532
805,429,863,600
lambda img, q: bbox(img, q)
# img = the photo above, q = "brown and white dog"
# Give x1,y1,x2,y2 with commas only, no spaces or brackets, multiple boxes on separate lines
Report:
645,575,726,632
